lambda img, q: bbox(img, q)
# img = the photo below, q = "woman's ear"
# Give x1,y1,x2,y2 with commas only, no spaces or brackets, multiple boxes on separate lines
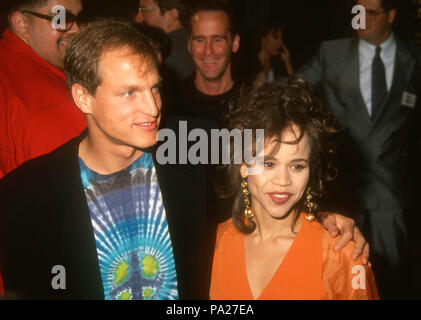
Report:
240,163,248,179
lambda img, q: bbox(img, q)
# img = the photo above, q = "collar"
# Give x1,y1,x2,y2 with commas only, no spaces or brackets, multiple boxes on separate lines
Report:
359,33,396,61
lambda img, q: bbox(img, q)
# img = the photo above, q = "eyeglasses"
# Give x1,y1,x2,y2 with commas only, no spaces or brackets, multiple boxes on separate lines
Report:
21,10,79,32
138,6,159,14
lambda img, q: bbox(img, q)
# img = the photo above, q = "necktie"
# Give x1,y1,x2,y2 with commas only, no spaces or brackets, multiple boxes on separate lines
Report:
371,46,387,120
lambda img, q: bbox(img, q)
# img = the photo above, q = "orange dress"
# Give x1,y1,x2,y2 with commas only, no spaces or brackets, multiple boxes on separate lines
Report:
210,213,379,300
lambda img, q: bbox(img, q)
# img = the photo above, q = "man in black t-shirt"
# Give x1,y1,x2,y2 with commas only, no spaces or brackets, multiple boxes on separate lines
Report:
174,1,240,124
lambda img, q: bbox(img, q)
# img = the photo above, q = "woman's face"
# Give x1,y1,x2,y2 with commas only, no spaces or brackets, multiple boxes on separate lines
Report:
261,28,283,56
241,126,311,220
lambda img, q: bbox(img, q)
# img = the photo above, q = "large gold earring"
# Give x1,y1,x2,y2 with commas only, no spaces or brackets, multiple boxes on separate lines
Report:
305,187,315,222
241,179,254,219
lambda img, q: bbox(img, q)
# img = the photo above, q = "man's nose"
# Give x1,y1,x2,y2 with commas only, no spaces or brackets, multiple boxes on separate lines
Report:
205,40,215,55
135,12,144,23
67,19,80,34
142,90,160,118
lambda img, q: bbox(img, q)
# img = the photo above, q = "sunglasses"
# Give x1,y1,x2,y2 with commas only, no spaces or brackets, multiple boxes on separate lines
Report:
21,10,79,32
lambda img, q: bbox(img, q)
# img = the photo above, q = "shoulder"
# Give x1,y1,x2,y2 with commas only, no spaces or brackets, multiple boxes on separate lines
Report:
320,37,353,49
321,227,379,299
215,218,238,250
318,38,354,56
0,135,80,202
398,39,421,67
320,224,369,273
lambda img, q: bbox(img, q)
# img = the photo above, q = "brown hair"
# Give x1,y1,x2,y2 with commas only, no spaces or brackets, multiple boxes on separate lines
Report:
187,0,239,38
64,19,158,95
216,78,340,234
155,0,192,27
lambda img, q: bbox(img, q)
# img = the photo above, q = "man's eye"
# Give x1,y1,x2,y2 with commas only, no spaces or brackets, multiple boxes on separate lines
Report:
264,162,274,167
152,86,160,94
123,90,134,97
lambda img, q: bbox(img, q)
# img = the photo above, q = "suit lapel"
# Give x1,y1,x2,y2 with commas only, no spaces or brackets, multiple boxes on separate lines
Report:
152,153,194,298
340,38,372,131
48,134,104,299
152,118,212,299
369,39,416,136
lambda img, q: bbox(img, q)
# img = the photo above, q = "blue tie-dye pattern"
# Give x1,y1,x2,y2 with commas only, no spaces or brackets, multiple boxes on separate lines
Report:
79,153,179,300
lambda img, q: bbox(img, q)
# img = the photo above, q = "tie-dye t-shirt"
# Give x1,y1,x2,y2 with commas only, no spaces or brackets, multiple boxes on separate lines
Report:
79,153,178,300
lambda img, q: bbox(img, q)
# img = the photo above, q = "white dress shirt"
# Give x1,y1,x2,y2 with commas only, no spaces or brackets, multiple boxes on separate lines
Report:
359,34,396,116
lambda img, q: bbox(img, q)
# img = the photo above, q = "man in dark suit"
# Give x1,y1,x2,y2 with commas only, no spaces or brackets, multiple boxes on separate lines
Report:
0,18,369,300
299,0,421,299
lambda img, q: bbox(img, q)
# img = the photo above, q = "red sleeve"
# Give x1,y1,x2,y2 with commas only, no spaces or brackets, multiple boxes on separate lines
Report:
0,82,17,179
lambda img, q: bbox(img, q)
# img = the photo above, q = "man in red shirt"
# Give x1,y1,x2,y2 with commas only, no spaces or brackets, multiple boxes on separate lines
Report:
0,0,86,179
0,0,86,294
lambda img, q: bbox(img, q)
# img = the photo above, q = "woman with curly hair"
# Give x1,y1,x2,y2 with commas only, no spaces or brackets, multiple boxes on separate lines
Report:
210,78,378,300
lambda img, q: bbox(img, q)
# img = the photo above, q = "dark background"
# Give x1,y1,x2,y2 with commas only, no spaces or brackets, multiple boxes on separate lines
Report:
1,0,421,298
1,0,418,68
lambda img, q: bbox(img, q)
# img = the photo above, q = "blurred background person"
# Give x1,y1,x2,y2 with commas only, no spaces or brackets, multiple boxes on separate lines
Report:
174,0,240,123
135,0,195,80
0,0,86,179
248,21,293,87
298,0,421,299
135,23,171,64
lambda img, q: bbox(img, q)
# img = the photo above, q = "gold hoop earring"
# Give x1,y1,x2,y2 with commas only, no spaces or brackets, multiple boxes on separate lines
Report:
305,186,315,222
241,179,254,219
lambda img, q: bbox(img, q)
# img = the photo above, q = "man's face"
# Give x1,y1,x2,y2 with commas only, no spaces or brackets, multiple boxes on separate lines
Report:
86,48,162,152
23,0,82,69
135,0,167,31
188,10,239,82
356,0,396,45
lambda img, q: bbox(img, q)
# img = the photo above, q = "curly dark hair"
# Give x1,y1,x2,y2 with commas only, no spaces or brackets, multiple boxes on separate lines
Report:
216,78,341,234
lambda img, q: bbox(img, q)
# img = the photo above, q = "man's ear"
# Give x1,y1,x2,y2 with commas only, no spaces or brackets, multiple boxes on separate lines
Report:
240,163,248,179
10,11,31,42
72,83,94,115
388,9,397,25
165,8,179,25
232,34,240,53
187,37,192,54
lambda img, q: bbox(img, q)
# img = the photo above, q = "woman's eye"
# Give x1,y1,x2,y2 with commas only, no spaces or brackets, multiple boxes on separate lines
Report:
264,162,274,167
292,164,306,170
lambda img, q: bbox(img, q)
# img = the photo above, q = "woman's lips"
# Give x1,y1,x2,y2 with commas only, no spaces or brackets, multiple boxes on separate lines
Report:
268,192,292,205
